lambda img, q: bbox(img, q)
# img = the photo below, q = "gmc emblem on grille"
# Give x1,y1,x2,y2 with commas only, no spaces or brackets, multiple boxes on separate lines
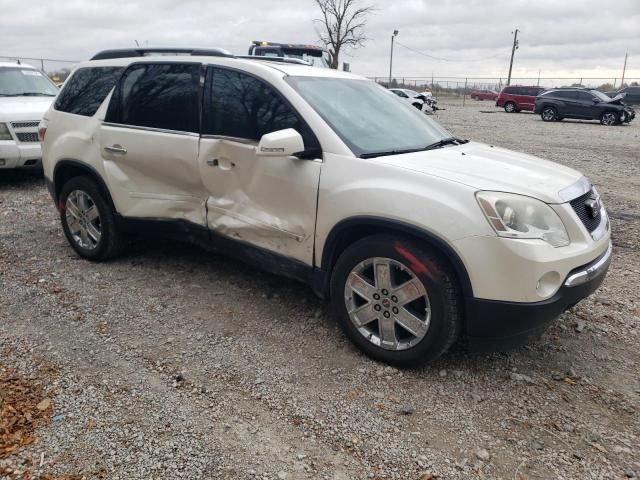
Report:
585,195,601,219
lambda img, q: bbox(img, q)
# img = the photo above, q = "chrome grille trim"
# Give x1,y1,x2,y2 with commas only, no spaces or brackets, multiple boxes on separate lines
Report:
11,121,40,129
16,132,39,143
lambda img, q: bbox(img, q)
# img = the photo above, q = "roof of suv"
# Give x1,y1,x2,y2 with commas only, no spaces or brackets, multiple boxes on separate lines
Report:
75,54,363,80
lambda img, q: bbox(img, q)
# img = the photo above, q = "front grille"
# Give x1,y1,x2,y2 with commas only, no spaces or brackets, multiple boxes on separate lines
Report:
570,190,602,233
11,121,40,129
16,132,39,143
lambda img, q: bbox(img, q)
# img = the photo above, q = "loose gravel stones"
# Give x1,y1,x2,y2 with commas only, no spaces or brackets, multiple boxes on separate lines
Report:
0,99,638,479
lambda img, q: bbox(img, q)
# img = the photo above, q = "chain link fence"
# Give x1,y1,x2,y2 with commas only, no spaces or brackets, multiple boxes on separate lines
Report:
2,55,637,95
0,56,79,83
370,77,639,100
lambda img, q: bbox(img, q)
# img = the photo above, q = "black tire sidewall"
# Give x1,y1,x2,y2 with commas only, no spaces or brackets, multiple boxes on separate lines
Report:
541,106,557,121
59,176,118,261
330,236,460,367
600,111,618,126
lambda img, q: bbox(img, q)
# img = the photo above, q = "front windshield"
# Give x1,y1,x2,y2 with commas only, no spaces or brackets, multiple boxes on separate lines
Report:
287,77,450,157
591,90,614,102
0,67,58,96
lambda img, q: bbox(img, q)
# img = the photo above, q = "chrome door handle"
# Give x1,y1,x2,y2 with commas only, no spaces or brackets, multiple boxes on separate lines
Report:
207,158,219,167
104,145,127,155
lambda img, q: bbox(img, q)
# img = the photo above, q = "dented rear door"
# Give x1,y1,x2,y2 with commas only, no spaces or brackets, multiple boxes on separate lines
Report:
99,61,207,226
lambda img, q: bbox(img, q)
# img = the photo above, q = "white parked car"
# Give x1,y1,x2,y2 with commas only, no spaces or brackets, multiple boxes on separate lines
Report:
388,88,425,111
0,62,57,170
41,49,611,366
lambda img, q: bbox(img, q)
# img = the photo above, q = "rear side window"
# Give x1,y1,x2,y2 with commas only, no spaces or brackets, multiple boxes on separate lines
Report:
55,67,124,116
202,67,318,148
503,87,515,94
106,63,200,133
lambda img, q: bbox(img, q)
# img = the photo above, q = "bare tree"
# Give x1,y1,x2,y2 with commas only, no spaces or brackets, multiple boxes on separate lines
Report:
314,0,376,69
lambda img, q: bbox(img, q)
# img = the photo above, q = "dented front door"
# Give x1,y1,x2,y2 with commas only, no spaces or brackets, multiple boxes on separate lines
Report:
198,137,321,264
198,66,322,264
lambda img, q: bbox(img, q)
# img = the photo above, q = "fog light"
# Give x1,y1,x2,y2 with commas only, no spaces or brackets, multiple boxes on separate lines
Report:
536,271,562,297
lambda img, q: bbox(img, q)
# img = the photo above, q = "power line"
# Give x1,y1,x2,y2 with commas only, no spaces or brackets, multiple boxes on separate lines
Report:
394,41,509,63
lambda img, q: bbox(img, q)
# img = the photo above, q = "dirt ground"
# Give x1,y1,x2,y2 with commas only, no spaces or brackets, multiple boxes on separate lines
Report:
1,102,638,480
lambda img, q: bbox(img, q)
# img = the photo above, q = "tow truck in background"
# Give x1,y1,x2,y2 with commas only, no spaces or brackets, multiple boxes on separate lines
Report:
248,41,331,68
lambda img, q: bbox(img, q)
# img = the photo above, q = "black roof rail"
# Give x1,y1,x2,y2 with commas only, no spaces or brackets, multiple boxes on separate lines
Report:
89,48,314,67
90,47,233,60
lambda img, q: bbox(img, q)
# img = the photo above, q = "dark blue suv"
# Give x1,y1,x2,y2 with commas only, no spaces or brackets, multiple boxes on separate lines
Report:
534,88,635,126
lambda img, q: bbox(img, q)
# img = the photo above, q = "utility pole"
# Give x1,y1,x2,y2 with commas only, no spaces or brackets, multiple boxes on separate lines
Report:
388,30,399,87
621,53,628,87
506,28,519,86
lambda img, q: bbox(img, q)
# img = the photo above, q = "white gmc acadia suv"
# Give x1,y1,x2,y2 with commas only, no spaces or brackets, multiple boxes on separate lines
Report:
40,48,612,366
0,62,57,170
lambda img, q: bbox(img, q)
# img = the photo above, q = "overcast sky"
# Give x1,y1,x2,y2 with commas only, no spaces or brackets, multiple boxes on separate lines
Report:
1,0,639,83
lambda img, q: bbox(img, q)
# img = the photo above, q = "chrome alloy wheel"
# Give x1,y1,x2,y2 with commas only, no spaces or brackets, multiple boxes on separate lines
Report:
601,112,617,126
542,107,556,121
344,257,431,351
505,102,516,113
65,190,102,250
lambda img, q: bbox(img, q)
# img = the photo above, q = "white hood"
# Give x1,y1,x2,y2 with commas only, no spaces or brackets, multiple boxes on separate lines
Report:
376,141,583,204
0,96,53,122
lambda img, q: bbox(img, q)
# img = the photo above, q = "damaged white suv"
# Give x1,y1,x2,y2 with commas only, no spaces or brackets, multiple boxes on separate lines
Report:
41,48,612,366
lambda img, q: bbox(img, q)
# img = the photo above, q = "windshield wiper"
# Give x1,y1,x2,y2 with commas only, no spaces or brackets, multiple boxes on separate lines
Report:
12,92,56,97
423,137,468,150
360,146,431,159
360,137,469,159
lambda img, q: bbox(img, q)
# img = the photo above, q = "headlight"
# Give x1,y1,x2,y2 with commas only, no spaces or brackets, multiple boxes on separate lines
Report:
476,191,570,247
0,123,13,141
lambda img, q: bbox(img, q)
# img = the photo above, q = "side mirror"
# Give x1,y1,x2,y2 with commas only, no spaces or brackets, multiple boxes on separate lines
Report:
593,98,600,104
256,128,304,158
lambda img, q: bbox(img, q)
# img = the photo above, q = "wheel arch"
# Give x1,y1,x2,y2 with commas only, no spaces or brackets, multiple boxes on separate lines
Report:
320,216,474,300
52,159,116,211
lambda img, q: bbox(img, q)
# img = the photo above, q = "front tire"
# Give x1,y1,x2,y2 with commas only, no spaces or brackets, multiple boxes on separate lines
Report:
541,106,557,122
59,176,127,261
330,235,462,367
600,111,618,126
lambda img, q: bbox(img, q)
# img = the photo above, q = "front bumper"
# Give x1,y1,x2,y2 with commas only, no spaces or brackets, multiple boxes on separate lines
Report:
621,108,635,123
0,140,42,169
465,241,612,351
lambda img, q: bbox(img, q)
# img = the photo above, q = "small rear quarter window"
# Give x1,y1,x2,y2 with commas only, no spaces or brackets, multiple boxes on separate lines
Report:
55,67,124,117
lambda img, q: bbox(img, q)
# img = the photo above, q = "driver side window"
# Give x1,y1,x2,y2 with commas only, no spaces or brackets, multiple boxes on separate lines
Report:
202,67,318,149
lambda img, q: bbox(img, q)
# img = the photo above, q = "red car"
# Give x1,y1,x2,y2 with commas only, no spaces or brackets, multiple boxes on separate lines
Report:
496,85,546,112
470,89,498,101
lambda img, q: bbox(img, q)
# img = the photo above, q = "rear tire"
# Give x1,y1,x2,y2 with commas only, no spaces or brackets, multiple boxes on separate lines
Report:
504,102,516,113
59,176,127,261
330,235,462,367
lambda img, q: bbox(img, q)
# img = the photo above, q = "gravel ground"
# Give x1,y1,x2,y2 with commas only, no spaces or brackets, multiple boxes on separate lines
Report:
1,103,639,480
